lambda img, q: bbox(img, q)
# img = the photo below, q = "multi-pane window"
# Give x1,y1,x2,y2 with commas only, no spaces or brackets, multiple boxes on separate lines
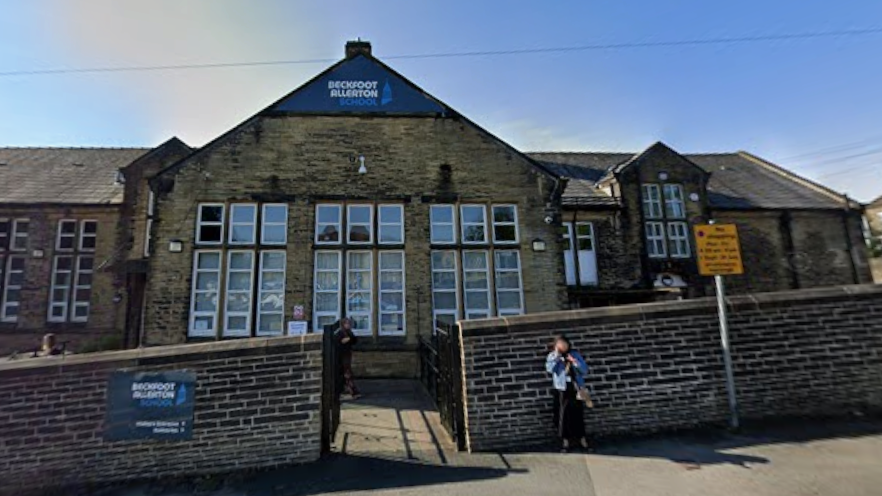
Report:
667,222,691,258
229,204,257,245
430,205,456,244
49,220,96,322
188,203,289,338
189,251,221,336
431,251,459,326
315,204,342,244
494,251,524,316
562,222,598,286
462,251,491,319
313,251,342,333
257,251,286,336
1,255,24,322
378,205,404,244
378,251,405,335
261,204,288,245
663,185,686,219
460,205,487,244
11,219,28,251
645,222,667,258
346,251,372,335
491,205,518,244
642,185,663,219
196,204,224,244
347,205,373,244
144,191,156,257
0,220,9,250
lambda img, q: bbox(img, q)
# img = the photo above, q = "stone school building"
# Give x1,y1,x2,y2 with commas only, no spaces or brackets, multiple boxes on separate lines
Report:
0,41,873,369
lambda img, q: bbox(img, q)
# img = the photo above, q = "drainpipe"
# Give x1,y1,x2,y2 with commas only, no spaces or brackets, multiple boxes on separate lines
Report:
841,194,861,284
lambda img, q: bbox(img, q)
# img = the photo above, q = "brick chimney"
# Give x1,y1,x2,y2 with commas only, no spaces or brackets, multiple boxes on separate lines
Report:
345,39,372,59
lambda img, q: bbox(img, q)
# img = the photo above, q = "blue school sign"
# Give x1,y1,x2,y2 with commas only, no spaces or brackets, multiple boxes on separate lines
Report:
104,370,196,441
271,55,446,114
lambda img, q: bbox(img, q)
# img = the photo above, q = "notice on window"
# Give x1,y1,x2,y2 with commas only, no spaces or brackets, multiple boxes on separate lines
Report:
287,321,308,336
694,224,744,276
104,371,196,441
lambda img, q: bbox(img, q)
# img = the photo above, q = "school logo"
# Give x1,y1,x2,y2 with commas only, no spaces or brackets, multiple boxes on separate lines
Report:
327,79,393,107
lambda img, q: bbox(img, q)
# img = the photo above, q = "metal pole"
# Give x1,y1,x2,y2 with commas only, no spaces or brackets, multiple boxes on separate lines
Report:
714,273,739,430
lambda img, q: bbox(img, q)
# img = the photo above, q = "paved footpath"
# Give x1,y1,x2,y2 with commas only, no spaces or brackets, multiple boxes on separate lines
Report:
107,380,882,496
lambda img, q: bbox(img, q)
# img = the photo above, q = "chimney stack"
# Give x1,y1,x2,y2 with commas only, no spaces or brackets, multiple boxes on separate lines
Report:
345,39,372,59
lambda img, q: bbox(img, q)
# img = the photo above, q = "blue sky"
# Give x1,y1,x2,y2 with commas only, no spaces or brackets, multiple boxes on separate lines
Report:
0,0,879,201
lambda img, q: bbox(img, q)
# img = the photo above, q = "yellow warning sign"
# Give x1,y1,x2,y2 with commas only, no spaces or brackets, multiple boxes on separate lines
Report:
694,224,744,276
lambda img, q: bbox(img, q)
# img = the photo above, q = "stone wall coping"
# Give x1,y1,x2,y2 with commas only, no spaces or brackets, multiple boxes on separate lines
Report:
0,334,323,373
458,283,882,336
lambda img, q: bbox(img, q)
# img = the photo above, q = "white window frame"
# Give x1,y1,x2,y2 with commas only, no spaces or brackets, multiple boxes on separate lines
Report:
48,255,74,323
79,220,98,252
431,250,459,327
378,251,406,336
315,204,342,245
460,205,488,245
261,204,288,245
195,204,225,245
642,184,662,219
494,250,524,316
313,250,342,332
1,255,24,322
223,250,255,337
144,218,153,258
667,222,691,258
430,205,457,244
346,250,373,336
71,255,93,322
378,204,404,245
56,219,78,251
663,184,686,219
147,190,155,217
256,250,286,336
491,205,519,244
346,204,374,245
461,250,491,320
228,203,258,245
645,221,667,258
11,219,28,251
0,218,9,251
189,250,222,337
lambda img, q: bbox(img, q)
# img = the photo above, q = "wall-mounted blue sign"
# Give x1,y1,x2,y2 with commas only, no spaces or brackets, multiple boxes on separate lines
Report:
270,55,446,115
104,370,196,441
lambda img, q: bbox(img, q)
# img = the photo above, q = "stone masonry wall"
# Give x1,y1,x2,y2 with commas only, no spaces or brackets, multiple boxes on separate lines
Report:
458,284,882,452
0,334,323,496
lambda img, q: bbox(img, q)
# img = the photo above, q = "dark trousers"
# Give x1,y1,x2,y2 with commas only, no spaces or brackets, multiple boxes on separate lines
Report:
552,382,585,442
341,351,359,396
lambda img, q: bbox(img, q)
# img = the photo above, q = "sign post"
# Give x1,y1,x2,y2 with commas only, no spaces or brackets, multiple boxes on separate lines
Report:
694,222,744,430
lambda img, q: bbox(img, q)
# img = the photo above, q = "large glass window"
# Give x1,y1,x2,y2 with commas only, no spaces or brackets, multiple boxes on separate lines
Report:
491,205,519,244
189,251,221,336
378,205,404,244
313,251,342,333
229,204,257,245
667,222,691,258
645,222,667,258
257,251,286,336
56,220,77,251
431,250,459,326
11,219,28,251
347,205,373,244
346,251,372,335
494,251,524,316
663,184,686,219
642,185,662,219
261,204,288,245
643,183,690,259
224,251,254,337
379,251,405,335
79,221,98,251
1,255,24,322
196,204,224,244
460,205,487,244
315,204,342,244
430,205,456,244
71,256,93,322
462,250,491,319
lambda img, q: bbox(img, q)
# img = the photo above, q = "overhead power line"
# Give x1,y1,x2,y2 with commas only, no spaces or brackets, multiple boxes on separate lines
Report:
1,26,882,78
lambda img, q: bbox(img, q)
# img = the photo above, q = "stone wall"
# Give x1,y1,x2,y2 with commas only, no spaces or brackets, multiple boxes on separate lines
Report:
458,284,882,452
0,334,323,496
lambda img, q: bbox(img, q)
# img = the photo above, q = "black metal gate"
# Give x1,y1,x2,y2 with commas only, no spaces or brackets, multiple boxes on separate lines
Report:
419,321,466,451
320,322,342,454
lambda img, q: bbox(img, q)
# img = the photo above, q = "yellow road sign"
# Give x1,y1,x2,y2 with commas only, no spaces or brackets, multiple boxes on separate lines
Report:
694,224,744,276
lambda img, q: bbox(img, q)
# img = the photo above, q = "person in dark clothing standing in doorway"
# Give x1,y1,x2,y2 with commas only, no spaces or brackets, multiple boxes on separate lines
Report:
336,318,360,398
546,335,590,452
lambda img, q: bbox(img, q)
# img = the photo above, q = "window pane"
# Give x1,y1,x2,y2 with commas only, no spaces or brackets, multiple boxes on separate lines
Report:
228,272,251,291
349,293,370,312
264,205,287,223
432,272,456,289
379,205,402,223
495,251,519,269
196,272,219,290
380,293,403,310
201,206,223,223
349,252,370,269
57,257,73,270
317,225,339,243
494,225,516,242
349,225,371,242
380,252,403,270
431,205,453,223
463,226,485,242
261,272,284,290
379,225,402,243
464,272,488,289
495,272,520,289
259,294,284,312
315,293,338,312
493,206,515,223
227,315,248,330
465,291,489,309
431,225,453,243
199,225,222,243
463,252,487,269
197,252,220,269
263,225,286,244
380,272,403,290
433,292,457,310
315,272,339,291
81,237,97,250
432,251,456,269
317,205,340,223
82,221,98,234
229,252,252,269
380,314,404,332
349,206,371,224
231,225,255,244
262,251,285,270
259,314,283,333
194,293,217,312
461,206,484,223
61,222,77,234
232,205,256,223
497,292,521,310
577,238,593,251
348,274,370,290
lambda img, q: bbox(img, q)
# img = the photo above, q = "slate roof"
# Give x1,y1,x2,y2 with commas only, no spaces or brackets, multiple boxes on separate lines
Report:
0,147,149,204
528,150,852,210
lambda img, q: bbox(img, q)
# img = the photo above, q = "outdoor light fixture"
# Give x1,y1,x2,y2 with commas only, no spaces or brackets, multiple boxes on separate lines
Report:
357,155,367,174
532,239,547,252
168,239,183,253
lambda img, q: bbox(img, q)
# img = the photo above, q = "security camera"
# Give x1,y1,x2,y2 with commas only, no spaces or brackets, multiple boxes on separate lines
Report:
544,215,554,224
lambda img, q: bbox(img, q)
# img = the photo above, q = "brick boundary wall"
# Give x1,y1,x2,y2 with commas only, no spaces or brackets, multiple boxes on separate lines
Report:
458,284,882,452
0,335,323,496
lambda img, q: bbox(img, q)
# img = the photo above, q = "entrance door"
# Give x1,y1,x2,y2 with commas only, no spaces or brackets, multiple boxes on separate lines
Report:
563,222,598,286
